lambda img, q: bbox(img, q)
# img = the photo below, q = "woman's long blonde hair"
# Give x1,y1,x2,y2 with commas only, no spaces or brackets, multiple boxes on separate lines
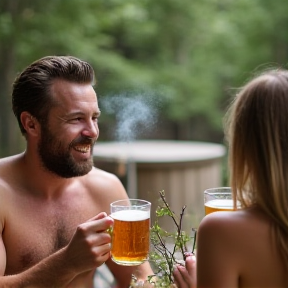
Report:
225,69,288,266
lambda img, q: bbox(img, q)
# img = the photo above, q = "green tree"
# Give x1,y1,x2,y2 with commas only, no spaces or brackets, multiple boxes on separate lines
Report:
1,0,288,156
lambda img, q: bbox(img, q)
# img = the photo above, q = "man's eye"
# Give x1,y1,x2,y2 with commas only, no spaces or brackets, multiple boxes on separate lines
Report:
71,117,82,122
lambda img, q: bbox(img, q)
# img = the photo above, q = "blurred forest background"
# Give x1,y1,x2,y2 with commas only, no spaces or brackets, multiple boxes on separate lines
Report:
1,0,288,157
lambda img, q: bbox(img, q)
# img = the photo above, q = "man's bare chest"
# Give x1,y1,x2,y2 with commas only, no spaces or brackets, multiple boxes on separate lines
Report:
3,196,99,275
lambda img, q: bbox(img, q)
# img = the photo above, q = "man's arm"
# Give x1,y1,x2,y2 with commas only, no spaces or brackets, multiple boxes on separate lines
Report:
89,169,155,287
0,212,113,287
0,237,6,277
106,258,154,288
0,247,77,287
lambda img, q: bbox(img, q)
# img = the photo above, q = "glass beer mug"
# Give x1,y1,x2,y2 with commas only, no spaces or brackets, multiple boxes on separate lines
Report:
204,187,239,215
110,199,151,266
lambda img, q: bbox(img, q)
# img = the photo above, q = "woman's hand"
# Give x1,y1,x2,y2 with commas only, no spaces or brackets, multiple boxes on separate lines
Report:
173,255,196,288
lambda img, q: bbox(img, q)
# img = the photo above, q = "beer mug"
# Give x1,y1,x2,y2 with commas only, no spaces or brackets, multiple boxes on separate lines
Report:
204,187,239,215
110,199,151,266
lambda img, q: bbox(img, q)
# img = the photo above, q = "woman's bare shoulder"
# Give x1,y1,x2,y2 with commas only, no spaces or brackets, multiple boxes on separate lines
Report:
198,208,270,241
198,209,288,287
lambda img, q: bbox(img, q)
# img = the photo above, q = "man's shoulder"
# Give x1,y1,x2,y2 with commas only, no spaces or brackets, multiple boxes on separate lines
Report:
86,167,122,183
0,154,23,188
0,156,19,230
0,154,22,171
81,167,127,200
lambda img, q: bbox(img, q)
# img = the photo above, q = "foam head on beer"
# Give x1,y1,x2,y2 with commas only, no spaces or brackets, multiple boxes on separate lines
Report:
204,198,235,215
110,199,151,266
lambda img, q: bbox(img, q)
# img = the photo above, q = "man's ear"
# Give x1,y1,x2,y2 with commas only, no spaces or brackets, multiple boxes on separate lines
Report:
20,112,40,136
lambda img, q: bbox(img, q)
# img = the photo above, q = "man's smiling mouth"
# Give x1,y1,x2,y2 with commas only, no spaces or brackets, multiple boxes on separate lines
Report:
73,144,91,153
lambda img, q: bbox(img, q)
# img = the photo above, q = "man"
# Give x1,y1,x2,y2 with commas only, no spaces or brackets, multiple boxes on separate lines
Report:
0,56,153,287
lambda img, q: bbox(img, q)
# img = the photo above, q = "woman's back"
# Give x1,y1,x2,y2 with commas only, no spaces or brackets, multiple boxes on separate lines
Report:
196,207,288,288
173,69,288,288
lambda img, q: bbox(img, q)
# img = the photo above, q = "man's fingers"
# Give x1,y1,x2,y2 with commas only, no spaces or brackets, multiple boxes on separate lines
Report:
92,247,111,267
80,215,114,233
87,212,107,221
93,242,111,254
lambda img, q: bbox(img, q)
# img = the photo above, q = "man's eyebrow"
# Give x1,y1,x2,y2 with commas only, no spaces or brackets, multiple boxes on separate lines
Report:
63,110,101,118
63,112,85,118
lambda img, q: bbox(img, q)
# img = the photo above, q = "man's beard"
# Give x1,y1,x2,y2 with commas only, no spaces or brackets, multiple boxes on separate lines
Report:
38,125,95,178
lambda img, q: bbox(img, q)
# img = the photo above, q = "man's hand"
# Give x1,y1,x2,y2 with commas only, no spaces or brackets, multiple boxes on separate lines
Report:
63,212,114,274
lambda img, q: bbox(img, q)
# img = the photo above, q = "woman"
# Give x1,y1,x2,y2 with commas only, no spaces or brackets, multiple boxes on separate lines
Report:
173,69,288,288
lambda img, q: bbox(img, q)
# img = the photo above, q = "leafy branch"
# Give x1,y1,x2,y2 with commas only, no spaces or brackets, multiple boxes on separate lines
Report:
131,190,197,287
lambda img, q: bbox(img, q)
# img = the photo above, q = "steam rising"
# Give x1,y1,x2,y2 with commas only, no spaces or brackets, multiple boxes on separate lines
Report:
100,93,160,142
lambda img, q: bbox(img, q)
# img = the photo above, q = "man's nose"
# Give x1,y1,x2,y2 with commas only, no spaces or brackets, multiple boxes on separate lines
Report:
82,120,99,139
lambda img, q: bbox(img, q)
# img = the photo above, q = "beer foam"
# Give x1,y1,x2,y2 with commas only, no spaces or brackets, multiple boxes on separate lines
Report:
205,199,233,209
111,210,150,221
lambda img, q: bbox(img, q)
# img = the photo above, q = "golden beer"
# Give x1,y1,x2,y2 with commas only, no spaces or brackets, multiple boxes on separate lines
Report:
204,187,238,215
205,199,235,215
111,209,150,266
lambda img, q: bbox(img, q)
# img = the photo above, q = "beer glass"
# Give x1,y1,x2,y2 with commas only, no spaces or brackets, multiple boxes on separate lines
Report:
204,187,238,215
110,199,151,266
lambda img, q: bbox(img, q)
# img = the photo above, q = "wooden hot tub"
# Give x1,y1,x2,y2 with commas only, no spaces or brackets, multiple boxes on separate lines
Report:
93,140,226,231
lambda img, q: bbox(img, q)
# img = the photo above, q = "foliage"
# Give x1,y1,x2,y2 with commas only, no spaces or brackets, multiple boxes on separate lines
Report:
131,190,197,287
1,0,288,155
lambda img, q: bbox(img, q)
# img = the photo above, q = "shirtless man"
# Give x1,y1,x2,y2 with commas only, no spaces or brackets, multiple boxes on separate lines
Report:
0,56,153,287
